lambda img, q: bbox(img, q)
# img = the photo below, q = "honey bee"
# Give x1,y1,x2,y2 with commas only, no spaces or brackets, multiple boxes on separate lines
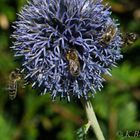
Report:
66,49,80,77
100,24,117,47
122,33,138,46
7,68,22,100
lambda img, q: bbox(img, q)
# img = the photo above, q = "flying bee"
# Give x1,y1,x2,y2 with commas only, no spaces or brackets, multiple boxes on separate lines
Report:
122,33,138,46
66,49,81,77
100,24,117,47
7,68,22,100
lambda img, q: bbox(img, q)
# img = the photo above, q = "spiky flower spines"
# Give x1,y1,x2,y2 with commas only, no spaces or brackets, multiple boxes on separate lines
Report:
12,0,123,101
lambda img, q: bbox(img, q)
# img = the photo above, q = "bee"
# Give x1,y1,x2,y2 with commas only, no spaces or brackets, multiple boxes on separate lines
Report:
122,33,138,46
7,68,22,100
100,24,117,47
66,49,80,77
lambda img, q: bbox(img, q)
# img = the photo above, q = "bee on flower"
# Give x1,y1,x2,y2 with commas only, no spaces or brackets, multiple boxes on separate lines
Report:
11,0,123,100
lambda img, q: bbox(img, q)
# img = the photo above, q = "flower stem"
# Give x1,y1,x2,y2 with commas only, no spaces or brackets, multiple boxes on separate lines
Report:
81,99,105,140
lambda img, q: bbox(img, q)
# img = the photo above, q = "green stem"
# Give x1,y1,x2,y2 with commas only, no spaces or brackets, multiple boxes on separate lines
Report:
81,99,105,140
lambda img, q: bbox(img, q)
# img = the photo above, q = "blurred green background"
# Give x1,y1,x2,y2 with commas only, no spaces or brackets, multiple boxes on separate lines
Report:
0,0,140,140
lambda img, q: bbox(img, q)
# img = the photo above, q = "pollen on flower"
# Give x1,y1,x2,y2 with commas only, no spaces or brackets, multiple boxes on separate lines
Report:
11,0,123,101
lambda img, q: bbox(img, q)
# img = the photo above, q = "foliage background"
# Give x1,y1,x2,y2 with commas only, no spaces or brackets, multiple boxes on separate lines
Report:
0,0,140,140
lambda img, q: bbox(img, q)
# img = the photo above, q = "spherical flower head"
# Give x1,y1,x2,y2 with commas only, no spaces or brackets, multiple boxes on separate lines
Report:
11,0,123,101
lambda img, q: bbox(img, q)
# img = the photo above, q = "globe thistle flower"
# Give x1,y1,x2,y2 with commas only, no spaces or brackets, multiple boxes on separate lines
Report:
11,0,123,101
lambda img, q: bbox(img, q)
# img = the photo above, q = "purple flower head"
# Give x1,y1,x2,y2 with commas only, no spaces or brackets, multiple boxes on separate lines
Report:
11,0,123,101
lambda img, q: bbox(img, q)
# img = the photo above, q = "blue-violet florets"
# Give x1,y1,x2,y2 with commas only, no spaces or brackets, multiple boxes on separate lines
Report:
11,0,123,101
